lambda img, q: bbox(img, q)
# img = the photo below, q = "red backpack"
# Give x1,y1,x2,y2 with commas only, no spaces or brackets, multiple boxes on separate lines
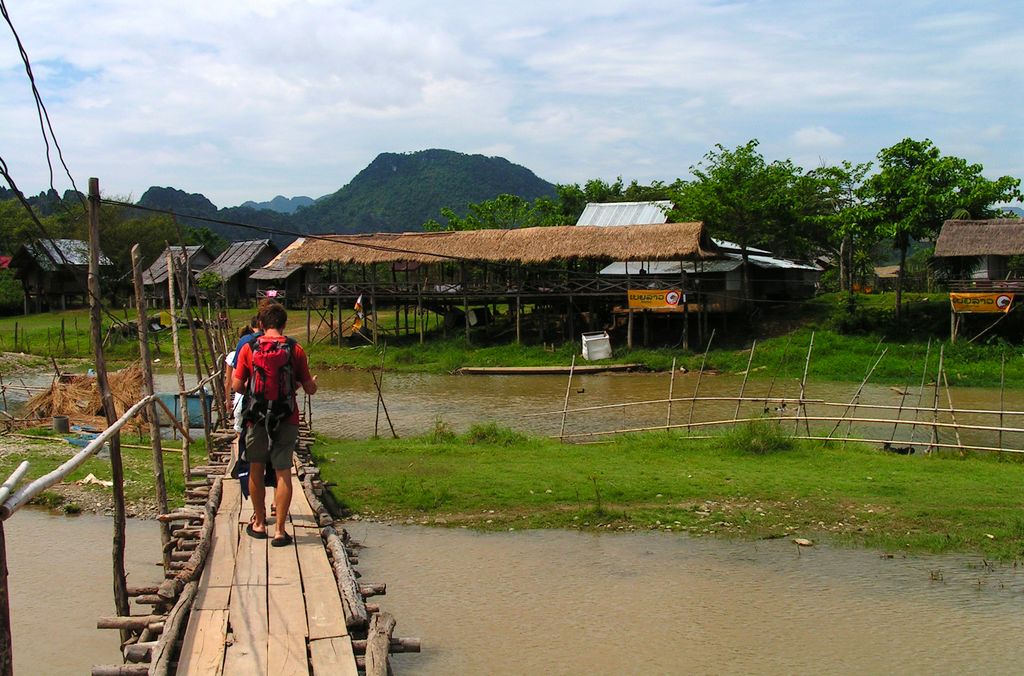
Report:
241,336,297,432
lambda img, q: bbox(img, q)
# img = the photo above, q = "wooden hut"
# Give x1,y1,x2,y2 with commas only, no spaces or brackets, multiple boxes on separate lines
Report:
934,218,1024,286
250,237,316,307
201,239,279,306
287,222,720,347
142,245,214,307
11,239,112,313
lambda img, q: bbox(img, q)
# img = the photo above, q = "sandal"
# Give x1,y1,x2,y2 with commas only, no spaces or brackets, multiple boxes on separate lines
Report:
246,522,268,539
271,532,293,547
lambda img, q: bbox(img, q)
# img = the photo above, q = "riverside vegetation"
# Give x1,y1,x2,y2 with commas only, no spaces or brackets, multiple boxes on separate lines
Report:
2,292,1022,561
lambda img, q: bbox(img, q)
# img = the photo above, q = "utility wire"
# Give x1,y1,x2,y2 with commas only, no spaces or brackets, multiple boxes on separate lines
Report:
0,0,85,210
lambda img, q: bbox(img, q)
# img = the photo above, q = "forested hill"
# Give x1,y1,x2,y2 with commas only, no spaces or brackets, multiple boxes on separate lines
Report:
291,149,556,234
137,186,295,245
132,149,556,242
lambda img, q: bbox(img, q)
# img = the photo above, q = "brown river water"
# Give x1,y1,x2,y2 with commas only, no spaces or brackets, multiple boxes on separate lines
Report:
4,369,1024,672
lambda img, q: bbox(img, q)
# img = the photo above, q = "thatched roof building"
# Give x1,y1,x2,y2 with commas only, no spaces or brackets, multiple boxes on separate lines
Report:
288,222,720,266
934,219,1024,257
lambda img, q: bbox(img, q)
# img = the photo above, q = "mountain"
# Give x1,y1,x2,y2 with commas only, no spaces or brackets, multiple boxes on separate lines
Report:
239,195,315,214
1002,206,1024,217
130,149,555,243
137,186,297,246
291,149,557,234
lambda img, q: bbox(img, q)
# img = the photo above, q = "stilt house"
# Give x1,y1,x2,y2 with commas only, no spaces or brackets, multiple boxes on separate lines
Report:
11,238,112,313
201,239,279,307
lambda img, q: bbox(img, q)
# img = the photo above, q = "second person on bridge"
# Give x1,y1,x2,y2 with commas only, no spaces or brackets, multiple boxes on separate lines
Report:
232,301,318,546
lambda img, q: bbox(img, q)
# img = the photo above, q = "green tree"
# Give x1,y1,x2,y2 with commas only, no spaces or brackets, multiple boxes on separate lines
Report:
424,194,562,231
860,138,1021,321
670,140,822,301
811,161,873,293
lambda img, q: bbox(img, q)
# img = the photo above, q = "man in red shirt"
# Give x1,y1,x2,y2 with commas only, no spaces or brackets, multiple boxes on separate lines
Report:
232,302,317,546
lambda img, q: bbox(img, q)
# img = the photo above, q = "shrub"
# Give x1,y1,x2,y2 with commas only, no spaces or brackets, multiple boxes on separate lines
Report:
724,419,794,455
466,422,526,446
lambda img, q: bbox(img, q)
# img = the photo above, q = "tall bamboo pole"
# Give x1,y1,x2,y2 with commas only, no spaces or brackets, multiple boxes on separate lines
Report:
941,369,964,455
88,178,130,632
687,329,715,435
167,252,190,479
827,346,887,439
795,331,814,436
909,338,932,445
666,357,677,431
999,354,1007,454
559,355,576,441
930,345,945,453
132,246,171,569
734,340,756,420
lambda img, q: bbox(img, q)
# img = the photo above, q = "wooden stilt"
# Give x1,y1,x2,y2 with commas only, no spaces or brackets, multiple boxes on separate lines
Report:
167,251,190,479
132,245,171,569
89,177,130,635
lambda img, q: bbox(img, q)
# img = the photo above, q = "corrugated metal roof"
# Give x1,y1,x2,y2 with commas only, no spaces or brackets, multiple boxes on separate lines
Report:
142,246,210,286
251,238,306,280
576,201,673,226
19,239,111,270
203,239,276,279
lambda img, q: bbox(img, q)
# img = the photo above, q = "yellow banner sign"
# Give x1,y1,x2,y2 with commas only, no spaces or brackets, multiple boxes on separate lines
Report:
628,289,684,310
950,293,1014,313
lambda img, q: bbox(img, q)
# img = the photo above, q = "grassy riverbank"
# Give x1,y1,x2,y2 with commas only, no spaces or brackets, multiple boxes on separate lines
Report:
0,431,205,516
314,423,1024,561
0,293,1021,388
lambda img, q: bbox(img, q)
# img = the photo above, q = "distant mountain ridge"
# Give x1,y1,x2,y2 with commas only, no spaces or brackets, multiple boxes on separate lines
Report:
292,149,556,234
240,195,315,214
134,149,556,242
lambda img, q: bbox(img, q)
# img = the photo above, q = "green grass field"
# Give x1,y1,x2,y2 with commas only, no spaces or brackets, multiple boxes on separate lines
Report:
314,422,1024,560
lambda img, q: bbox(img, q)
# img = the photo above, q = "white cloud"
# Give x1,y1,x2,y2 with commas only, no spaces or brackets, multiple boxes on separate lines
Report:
0,0,1020,206
791,126,845,150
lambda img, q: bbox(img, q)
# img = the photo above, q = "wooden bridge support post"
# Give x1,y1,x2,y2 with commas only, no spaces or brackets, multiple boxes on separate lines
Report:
417,286,424,345
0,521,12,676
515,295,521,345
132,245,171,570
171,254,213,452
626,310,634,349
167,251,190,479
89,177,131,633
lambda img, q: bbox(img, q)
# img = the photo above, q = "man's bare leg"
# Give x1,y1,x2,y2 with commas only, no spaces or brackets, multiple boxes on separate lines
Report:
273,468,292,539
249,462,268,534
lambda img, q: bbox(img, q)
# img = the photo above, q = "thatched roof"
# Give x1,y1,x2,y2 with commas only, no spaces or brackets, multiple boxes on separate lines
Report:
934,219,1024,257
288,223,720,266
251,238,306,280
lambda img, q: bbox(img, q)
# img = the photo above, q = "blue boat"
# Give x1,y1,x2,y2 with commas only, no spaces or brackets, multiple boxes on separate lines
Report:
155,390,214,427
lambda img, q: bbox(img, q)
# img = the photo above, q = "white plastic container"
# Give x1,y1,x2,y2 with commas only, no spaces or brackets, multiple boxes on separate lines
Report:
581,331,612,361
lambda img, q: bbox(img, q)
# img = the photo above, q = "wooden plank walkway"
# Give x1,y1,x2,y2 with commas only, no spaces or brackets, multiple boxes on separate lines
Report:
177,473,358,675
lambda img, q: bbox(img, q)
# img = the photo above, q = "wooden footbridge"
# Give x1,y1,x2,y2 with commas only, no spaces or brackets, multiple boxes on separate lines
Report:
91,420,419,675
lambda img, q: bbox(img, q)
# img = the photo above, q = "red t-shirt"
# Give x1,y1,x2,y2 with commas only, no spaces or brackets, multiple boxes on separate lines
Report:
233,335,312,426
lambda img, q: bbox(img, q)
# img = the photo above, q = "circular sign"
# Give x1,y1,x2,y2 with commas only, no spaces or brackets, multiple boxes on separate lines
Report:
665,290,681,306
996,294,1012,310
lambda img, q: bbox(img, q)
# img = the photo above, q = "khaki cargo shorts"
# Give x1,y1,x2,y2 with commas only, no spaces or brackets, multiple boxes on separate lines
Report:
244,422,299,471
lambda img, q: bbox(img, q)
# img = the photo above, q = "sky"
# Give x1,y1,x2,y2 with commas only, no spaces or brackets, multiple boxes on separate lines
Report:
1,0,1022,209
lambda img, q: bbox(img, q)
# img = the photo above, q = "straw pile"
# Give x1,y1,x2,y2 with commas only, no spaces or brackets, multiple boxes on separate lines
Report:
24,362,145,421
